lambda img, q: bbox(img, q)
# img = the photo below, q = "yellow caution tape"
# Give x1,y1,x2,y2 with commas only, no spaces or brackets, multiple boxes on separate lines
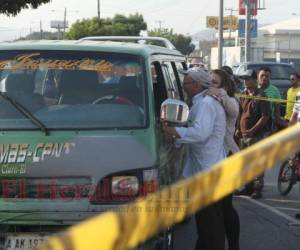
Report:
39,125,300,250
235,93,300,104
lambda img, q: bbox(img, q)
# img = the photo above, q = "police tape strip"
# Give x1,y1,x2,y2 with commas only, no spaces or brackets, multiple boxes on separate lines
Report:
39,125,300,250
235,93,299,104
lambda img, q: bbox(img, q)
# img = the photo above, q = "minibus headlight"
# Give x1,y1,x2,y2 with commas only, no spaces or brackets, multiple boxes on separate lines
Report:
111,176,139,196
90,168,159,204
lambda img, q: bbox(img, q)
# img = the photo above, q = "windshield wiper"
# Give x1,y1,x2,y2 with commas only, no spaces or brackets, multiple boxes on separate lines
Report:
0,92,49,136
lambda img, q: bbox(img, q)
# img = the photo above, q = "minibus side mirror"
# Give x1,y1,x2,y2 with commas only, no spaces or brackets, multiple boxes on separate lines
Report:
160,98,189,126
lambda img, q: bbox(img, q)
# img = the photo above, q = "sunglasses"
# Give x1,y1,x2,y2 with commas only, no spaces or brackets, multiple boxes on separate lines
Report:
290,78,296,81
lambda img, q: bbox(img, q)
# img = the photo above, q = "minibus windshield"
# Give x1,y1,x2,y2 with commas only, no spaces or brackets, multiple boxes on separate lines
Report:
0,50,147,130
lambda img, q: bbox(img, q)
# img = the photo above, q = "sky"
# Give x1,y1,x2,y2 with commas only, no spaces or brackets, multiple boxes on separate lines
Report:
0,0,298,41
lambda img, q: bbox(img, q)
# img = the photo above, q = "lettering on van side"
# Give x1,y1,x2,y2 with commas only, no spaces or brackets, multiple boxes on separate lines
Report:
1,164,26,175
0,143,75,164
0,53,113,72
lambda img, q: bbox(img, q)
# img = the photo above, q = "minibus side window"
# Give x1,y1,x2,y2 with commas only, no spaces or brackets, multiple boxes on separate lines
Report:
151,62,168,118
174,61,188,102
162,62,181,100
171,61,185,101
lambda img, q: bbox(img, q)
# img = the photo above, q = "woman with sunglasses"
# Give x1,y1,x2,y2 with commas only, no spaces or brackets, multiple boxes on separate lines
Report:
207,68,240,250
285,73,300,121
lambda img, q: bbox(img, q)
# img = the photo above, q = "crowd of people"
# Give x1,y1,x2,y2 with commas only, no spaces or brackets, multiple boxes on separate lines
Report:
161,64,300,250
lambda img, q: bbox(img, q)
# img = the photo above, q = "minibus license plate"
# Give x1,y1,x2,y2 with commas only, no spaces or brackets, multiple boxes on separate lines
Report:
4,234,48,250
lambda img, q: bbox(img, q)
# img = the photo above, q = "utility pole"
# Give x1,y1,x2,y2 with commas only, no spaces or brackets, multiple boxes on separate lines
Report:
218,0,224,68
245,0,251,62
288,32,291,63
97,0,100,20
57,25,61,40
40,20,43,40
63,7,67,39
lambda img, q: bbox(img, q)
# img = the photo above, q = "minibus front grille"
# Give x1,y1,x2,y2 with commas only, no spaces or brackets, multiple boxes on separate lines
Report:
0,177,91,200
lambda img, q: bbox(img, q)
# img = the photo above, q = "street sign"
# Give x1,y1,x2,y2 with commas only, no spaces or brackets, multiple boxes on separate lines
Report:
206,16,239,30
238,19,257,38
239,0,258,16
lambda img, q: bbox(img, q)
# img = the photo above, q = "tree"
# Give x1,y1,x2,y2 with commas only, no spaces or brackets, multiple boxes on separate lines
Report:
172,34,195,56
148,28,195,56
65,13,147,40
0,0,50,16
16,31,61,41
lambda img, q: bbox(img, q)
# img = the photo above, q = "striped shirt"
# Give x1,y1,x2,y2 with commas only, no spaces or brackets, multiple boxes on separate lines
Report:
285,86,300,120
292,91,300,123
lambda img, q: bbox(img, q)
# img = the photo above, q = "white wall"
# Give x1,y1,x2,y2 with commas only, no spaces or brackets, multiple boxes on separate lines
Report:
210,47,242,69
256,30,300,60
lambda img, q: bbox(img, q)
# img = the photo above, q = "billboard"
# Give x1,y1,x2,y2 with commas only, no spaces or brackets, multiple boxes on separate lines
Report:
206,16,239,29
239,0,258,16
238,19,258,38
50,20,68,29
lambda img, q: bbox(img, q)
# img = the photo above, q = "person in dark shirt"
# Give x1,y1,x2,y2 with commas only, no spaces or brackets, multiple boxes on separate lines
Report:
236,69,271,199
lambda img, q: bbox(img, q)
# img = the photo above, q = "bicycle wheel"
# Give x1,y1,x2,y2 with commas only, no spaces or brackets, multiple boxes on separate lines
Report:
277,160,296,196
162,227,174,250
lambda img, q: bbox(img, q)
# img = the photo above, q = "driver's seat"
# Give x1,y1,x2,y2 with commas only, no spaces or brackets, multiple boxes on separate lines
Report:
118,75,143,106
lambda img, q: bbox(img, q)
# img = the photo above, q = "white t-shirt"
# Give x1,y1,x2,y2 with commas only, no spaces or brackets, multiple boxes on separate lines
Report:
292,91,300,123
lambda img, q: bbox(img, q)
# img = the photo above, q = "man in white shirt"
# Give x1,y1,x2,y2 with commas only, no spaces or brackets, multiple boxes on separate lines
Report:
162,68,226,250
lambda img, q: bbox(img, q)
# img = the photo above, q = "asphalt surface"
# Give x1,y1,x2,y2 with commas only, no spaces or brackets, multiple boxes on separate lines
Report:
173,164,300,250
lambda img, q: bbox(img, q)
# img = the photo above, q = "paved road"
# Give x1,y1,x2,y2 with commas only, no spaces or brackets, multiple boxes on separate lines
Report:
173,163,300,250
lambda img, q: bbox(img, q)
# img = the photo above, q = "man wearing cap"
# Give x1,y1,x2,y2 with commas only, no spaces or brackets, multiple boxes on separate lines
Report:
236,69,271,199
162,68,226,250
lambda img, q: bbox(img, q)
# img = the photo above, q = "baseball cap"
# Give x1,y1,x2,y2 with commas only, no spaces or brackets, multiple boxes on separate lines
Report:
179,68,211,88
238,69,257,80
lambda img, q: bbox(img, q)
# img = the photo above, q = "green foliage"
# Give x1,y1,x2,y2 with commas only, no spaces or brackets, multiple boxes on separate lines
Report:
65,13,147,40
0,0,50,16
148,28,195,55
16,31,62,41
